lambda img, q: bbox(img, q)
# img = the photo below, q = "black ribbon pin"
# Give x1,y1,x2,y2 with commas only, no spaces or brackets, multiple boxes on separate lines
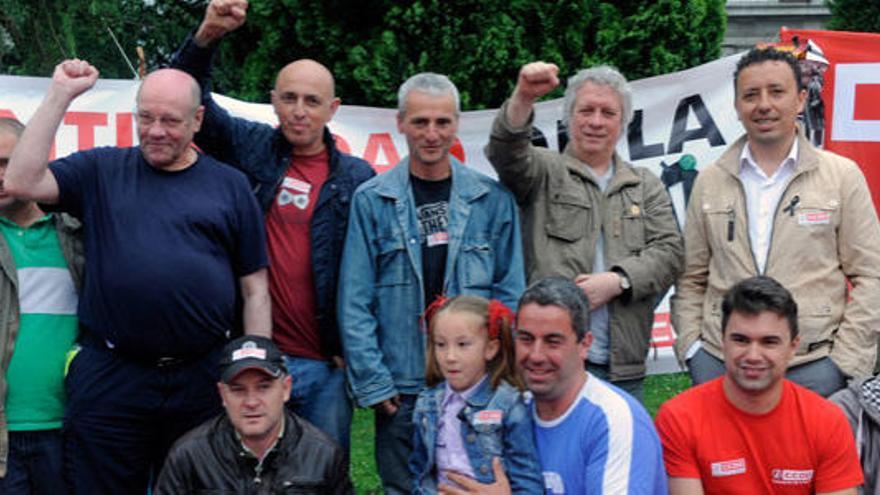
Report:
783,195,800,217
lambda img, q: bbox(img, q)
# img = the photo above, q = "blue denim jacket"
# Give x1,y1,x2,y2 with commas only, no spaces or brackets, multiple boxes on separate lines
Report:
338,158,524,406
409,379,543,494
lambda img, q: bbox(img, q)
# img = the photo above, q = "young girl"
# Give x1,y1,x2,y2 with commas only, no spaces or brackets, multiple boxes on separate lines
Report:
409,295,543,494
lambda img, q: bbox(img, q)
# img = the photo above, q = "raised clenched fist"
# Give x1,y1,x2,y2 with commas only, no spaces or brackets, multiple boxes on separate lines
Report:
513,61,560,103
52,59,99,101
195,0,248,46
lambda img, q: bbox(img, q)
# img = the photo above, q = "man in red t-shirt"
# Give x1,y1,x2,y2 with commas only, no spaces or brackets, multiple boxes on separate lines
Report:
172,0,376,453
656,276,863,495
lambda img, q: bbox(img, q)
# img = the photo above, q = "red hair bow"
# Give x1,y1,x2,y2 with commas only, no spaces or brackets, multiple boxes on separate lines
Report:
487,300,513,340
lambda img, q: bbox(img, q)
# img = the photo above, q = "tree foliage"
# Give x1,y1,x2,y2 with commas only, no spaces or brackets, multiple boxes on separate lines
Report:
827,0,880,33
0,0,726,109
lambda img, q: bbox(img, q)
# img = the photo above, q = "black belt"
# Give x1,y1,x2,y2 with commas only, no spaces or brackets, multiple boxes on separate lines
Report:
79,330,211,369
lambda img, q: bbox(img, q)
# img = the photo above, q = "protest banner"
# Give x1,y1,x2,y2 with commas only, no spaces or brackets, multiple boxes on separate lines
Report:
4,28,877,373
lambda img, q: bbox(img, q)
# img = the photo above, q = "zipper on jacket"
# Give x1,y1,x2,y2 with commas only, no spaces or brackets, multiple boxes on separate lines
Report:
727,210,735,242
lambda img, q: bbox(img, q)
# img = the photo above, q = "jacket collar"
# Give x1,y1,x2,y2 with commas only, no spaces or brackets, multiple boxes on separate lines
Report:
0,212,73,287
717,126,819,178
463,377,494,408
229,410,303,463
273,126,342,175
561,145,641,194
374,156,489,203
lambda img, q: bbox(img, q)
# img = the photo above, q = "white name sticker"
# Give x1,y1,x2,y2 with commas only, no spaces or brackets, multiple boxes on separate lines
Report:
282,177,312,194
426,231,449,247
543,471,565,494
474,410,502,425
798,211,831,225
711,458,746,477
772,469,814,485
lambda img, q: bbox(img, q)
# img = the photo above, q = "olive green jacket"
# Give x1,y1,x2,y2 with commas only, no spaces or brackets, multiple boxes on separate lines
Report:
486,100,684,381
0,213,82,477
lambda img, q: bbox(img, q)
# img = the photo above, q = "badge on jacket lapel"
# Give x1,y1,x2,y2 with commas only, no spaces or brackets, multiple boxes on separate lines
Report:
474,410,503,425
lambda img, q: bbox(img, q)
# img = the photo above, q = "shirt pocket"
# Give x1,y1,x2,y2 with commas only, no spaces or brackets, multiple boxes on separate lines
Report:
701,200,736,248
461,239,494,295
545,193,591,242
472,423,503,457
620,202,646,253
791,195,839,240
375,234,410,287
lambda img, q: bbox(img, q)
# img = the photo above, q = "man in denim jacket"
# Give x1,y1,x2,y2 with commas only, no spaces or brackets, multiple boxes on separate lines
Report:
338,73,524,494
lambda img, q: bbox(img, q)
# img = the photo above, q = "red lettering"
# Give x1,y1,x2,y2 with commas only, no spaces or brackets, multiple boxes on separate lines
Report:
332,134,351,154
450,137,466,163
116,112,133,147
362,132,400,174
64,112,107,151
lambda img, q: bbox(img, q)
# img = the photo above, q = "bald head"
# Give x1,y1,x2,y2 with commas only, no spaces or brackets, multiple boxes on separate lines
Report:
270,58,340,155
275,59,336,98
0,117,24,139
135,68,205,170
137,68,202,116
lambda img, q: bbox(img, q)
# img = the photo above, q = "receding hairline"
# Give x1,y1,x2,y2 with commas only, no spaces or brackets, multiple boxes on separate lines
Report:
275,59,336,98
136,68,202,114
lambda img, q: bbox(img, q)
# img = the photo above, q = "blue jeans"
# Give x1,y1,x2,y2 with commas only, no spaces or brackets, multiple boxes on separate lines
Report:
284,355,353,452
0,429,67,494
375,394,417,495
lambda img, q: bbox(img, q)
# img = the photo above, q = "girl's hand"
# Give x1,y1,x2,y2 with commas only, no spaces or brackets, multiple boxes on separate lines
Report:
439,458,511,495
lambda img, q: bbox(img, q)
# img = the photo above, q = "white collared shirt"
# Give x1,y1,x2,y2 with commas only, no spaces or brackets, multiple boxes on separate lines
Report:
739,138,798,274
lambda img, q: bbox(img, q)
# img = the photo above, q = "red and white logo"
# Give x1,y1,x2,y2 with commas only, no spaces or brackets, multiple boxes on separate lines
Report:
832,62,880,142
474,410,503,425
798,211,832,225
711,458,746,477
771,469,814,485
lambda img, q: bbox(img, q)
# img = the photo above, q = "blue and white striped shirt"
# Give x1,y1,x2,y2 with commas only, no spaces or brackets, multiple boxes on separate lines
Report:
532,373,667,494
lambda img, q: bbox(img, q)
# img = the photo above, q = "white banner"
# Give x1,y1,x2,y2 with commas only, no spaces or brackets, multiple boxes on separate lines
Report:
0,53,745,374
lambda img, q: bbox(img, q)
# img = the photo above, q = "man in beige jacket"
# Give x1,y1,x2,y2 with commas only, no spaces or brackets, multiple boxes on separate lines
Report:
672,47,880,397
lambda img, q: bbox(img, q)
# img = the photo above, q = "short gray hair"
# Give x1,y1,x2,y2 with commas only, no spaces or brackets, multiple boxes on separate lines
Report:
562,65,633,129
517,277,591,341
0,117,25,137
397,73,460,117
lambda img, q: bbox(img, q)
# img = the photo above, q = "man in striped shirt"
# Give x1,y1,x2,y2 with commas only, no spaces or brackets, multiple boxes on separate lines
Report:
0,117,81,493
445,277,667,494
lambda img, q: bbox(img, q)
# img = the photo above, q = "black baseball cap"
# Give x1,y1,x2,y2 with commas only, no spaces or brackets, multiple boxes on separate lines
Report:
219,336,287,383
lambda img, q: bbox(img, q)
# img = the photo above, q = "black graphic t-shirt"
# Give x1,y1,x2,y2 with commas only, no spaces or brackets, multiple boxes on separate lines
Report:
411,174,451,308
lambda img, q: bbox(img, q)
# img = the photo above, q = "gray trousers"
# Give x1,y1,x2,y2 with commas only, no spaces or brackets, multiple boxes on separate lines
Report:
687,347,847,397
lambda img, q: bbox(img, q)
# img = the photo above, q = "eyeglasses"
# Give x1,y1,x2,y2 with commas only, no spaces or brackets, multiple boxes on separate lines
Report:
135,113,187,130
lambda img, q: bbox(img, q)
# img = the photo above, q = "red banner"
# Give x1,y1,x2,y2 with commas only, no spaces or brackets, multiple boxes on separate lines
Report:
780,28,880,211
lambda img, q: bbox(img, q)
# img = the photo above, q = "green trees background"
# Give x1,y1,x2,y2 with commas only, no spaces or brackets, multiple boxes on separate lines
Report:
0,1,727,109
827,0,880,34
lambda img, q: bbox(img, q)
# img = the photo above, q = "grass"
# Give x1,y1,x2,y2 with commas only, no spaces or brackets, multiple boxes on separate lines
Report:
348,372,691,493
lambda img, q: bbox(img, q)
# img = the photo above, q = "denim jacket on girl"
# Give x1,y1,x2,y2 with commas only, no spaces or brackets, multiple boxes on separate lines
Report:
409,379,543,494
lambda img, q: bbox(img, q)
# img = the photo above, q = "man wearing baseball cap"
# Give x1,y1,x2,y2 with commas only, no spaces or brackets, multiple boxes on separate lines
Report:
155,336,353,494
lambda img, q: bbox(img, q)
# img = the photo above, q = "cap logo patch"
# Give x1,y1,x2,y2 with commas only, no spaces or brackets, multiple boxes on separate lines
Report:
232,342,266,361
